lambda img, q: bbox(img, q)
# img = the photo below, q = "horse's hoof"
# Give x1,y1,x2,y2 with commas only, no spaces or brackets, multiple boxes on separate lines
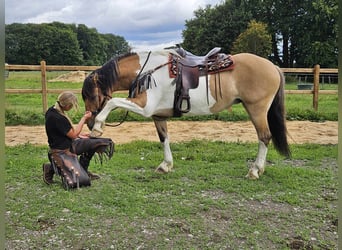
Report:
155,161,173,174
245,169,259,180
155,167,168,174
90,129,103,137
258,168,265,176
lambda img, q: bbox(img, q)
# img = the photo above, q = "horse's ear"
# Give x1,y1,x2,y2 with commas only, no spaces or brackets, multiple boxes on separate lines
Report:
164,44,179,50
82,74,95,100
93,73,98,84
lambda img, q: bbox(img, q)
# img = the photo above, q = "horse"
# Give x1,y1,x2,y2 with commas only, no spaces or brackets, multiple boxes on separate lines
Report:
81,48,290,179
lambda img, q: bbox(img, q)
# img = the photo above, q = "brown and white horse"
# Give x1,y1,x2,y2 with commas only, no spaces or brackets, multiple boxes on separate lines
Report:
82,49,290,179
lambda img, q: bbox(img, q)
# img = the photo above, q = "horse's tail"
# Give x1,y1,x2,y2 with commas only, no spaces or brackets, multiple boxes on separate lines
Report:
267,67,291,158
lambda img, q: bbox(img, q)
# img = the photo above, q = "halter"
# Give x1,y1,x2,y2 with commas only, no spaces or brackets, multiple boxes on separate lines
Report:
91,72,112,116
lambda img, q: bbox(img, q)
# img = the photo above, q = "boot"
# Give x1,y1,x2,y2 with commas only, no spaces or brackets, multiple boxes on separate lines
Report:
79,152,100,180
88,171,100,180
43,163,54,185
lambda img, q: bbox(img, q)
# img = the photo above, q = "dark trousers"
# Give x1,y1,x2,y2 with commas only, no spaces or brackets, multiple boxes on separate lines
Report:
70,138,96,172
48,137,114,173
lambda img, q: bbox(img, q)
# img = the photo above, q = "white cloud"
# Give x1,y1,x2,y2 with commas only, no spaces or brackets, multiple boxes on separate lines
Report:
5,0,223,50
25,5,73,23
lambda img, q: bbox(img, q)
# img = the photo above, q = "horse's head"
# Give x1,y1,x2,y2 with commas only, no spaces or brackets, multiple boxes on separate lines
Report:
82,72,112,130
82,52,140,129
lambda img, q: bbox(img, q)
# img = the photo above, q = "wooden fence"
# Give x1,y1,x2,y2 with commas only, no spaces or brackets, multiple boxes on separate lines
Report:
5,61,338,113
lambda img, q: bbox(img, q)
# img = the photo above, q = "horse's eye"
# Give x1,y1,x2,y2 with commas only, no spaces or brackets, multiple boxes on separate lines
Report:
90,96,97,101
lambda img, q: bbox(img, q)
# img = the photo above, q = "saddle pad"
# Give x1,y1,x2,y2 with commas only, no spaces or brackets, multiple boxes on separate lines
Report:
168,53,234,78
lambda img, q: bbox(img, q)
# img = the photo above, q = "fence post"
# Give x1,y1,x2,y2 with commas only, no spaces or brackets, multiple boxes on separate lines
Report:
313,64,320,111
41,60,48,113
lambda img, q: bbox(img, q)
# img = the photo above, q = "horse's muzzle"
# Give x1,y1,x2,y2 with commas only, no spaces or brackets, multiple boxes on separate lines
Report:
86,116,95,130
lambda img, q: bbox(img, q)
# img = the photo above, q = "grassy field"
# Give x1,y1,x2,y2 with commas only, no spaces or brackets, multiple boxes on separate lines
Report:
5,142,338,249
5,71,338,249
5,71,338,125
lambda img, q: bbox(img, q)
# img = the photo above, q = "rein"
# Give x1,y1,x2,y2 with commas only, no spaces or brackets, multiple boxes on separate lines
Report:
129,51,152,98
106,52,153,127
107,51,168,127
89,72,123,127
129,53,170,98
104,110,129,127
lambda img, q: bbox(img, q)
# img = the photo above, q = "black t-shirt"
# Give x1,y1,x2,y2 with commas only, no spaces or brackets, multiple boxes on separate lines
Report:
45,106,73,150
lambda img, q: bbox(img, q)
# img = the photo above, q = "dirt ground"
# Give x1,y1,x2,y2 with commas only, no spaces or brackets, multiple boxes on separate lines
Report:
5,120,338,146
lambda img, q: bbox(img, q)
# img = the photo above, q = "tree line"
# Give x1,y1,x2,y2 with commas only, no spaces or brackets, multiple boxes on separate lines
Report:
5,22,130,65
5,0,338,68
182,0,338,68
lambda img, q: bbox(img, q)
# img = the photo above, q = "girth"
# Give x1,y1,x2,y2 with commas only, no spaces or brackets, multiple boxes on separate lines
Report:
169,46,234,117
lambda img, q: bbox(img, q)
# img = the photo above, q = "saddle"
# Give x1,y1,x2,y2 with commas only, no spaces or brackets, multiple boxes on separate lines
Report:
170,46,234,116
175,47,222,67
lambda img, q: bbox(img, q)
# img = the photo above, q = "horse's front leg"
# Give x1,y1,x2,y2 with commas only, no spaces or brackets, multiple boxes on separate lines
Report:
91,98,146,137
153,118,173,173
90,100,116,137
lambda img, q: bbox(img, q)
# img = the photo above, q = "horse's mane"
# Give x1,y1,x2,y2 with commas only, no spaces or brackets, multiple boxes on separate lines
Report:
82,52,137,100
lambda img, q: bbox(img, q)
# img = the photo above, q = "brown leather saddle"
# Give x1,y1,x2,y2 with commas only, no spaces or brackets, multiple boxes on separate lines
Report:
170,46,234,116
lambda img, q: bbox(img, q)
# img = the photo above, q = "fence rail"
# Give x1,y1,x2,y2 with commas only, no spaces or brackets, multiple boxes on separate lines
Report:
5,61,338,113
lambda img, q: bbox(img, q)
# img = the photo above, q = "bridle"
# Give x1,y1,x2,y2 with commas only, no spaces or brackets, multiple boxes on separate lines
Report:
90,72,112,116
90,71,128,128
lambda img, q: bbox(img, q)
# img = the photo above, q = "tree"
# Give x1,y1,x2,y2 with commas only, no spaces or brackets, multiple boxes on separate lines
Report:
47,27,83,65
101,34,131,61
182,0,252,55
5,23,27,64
6,23,82,65
182,0,338,67
296,0,338,67
5,23,42,64
5,22,131,65
231,20,272,58
76,24,107,65
246,0,338,67
38,23,83,65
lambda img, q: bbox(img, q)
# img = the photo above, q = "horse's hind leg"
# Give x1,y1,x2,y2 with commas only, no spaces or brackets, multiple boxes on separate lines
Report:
244,104,272,179
153,118,173,173
246,139,270,179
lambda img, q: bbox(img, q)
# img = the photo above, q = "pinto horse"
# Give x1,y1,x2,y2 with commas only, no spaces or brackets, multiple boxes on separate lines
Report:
82,48,290,179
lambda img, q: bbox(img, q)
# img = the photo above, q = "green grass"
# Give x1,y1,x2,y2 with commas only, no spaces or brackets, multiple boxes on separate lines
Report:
5,71,338,125
5,71,338,249
5,141,337,249
285,94,338,121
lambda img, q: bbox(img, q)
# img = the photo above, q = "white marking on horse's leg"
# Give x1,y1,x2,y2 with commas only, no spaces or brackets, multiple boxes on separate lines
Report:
255,140,268,175
246,140,268,179
90,128,103,137
95,98,122,124
155,138,173,173
90,99,117,136
91,98,145,137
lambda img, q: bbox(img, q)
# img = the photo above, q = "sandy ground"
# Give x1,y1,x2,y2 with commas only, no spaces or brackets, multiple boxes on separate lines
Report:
5,120,338,146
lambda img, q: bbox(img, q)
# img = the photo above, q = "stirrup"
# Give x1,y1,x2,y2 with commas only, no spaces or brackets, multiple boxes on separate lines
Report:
177,96,191,113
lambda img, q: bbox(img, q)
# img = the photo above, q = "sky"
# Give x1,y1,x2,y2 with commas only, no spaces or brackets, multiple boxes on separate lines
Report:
5,0,223,51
